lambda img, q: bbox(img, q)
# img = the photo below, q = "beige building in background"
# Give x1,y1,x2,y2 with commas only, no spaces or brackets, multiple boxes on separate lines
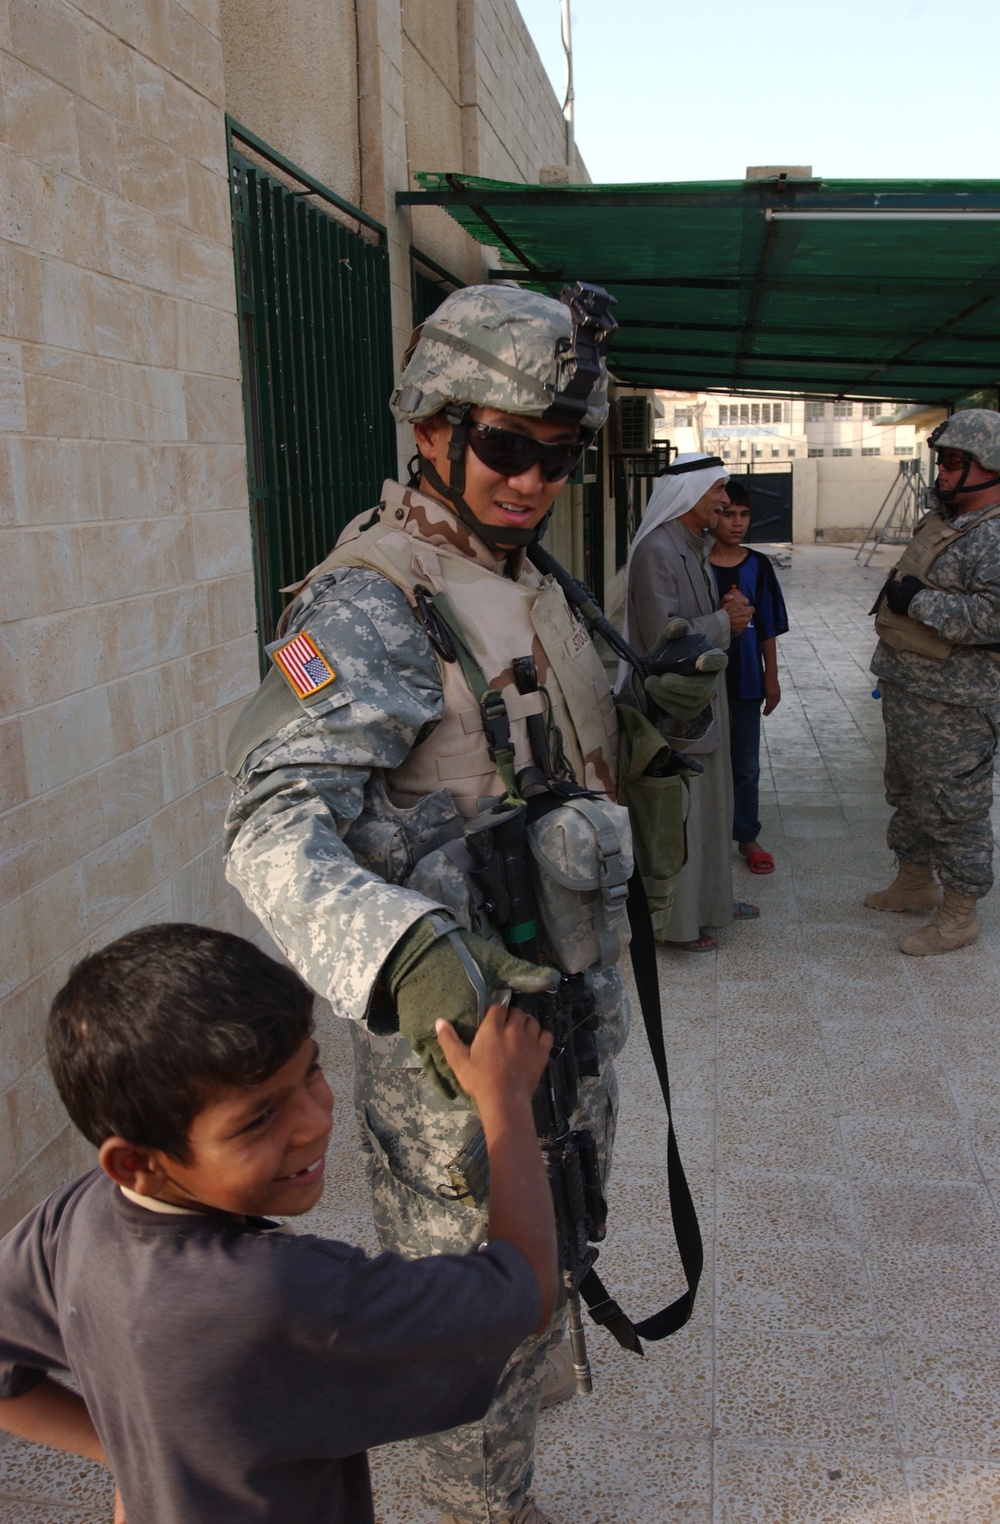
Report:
0,0,614,1232
658,389,944,541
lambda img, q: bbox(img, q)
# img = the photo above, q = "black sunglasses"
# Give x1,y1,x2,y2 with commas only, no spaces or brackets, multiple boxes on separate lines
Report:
467,422,586,482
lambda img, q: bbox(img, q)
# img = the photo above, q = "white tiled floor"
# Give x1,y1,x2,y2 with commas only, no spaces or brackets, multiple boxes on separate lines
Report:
3,544,1000,1521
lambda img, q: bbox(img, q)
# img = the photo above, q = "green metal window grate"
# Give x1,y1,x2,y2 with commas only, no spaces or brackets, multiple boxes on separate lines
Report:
612,445,672,569
228,123,398,659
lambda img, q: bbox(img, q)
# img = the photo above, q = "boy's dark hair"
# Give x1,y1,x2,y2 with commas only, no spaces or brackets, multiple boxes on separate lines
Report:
724,479,751,508
47,924,315,1161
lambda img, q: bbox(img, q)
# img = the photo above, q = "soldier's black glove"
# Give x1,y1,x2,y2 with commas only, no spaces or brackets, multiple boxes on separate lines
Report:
384,917,558,1099
885,575,926,616
644,618,728,677
641,619,727,723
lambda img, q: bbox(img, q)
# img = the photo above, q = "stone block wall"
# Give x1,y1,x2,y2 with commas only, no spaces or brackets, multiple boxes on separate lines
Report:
1,0,615,1231
0,0,261,1232
460,0,586,184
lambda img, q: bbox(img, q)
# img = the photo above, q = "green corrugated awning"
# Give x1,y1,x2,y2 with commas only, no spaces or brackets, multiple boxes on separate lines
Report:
399,174,1000,403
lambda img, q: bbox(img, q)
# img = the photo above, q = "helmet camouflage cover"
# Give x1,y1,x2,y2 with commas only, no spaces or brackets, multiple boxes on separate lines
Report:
390,283,611,433
930,409,1000,472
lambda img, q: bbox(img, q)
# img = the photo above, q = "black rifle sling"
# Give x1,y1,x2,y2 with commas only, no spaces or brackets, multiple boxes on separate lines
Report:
624,869,704,1338
574,870,703,1348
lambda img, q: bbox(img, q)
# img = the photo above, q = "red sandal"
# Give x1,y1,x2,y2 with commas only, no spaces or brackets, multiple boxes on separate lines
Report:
742,848,774,874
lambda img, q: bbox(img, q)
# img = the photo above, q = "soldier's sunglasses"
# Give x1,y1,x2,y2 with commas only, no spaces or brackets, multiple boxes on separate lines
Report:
467,422,586,482
936,450,971,472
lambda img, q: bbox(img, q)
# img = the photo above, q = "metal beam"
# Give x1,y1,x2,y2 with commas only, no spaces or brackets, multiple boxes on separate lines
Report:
409,245,464,289
610,342,1000,373
614,317,1000,344
613,362,966,400
398,183,1000,212
229,118,387,238
847,289,1000,391
487,269,1000,298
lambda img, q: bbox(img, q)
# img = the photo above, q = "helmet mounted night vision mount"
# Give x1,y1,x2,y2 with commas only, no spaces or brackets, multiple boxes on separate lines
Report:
406,282,618,552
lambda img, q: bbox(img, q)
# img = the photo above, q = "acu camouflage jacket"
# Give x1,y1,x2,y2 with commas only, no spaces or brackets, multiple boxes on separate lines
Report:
223,481,618,1023
872,502,1000,707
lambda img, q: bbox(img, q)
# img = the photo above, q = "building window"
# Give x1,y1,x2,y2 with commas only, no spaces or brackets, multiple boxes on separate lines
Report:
718,405,729,425
833,401,854,419
808,447,824,457
760,403,770,423
862,402,883,419
739,404,750,425
787,446,796,457
771,446,780,457
832,447,853,456
862,446,881,456
739,447,747,458
674,407,693,426
722,448,731,459
772,403,782,423
751,403,760,424
894,446,913,456
805,401,825,422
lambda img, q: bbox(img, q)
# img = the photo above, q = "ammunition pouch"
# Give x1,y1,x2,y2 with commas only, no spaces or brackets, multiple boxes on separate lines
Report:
527,796,633,973
615,702,692,940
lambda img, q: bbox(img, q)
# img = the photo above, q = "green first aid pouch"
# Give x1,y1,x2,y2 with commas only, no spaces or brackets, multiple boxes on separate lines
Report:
615,702,690,940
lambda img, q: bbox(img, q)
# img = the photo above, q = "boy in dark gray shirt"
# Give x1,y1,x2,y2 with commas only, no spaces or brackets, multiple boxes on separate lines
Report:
0,924,557,1523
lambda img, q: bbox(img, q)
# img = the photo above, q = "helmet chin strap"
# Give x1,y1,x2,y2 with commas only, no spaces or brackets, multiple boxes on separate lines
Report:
418,404,544,551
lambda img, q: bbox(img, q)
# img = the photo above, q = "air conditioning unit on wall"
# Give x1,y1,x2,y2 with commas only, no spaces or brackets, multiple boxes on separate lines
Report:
614,396,653,453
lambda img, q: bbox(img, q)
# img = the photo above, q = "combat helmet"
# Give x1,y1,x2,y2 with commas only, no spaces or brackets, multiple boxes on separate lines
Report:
391,281,617,549
928,408,1000,508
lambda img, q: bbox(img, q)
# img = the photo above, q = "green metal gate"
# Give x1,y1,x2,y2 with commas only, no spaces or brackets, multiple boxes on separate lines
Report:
228,121,398,657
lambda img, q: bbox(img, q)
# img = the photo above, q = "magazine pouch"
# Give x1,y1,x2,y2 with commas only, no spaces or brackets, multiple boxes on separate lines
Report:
527,796,633,973
616,703,691,940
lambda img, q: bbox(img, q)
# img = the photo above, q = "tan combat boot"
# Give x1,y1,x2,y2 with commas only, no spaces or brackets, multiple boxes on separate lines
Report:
864,860,943,913
899,887,980,956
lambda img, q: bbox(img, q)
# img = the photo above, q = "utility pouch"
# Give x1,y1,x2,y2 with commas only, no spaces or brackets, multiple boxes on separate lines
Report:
616,703,691,940
342,778,463,884
527,796,633,973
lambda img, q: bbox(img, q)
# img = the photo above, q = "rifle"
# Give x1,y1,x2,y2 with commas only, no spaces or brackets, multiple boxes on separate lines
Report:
448,791,615,1394
433,568,706,1383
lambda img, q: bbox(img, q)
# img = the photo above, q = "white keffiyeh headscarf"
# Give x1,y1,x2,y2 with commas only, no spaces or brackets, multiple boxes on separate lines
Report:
617,452,730,689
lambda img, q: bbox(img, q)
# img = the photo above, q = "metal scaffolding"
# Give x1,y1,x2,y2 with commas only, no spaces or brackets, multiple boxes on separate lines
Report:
855,459,929,565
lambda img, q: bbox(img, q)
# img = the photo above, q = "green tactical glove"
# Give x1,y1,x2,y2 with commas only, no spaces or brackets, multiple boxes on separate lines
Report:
384,917,558,1099
643,669,721,723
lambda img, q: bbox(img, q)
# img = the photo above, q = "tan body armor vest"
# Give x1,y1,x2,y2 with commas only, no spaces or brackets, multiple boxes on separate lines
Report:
875,504,1000,662
297,484,619,817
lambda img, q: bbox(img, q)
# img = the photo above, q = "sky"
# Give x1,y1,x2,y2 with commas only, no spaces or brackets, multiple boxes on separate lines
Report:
514,0,1000,184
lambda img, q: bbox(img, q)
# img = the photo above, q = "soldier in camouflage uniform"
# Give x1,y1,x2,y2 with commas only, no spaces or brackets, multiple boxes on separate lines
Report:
223,285,716,1524
867,409,1000,954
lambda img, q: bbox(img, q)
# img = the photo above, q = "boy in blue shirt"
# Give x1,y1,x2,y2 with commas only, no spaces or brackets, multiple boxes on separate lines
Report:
709,480,789,873
0,923,556,1524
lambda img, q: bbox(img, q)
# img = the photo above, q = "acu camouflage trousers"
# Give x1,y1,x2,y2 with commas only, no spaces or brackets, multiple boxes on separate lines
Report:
881,680,999,899
350,965,629,1523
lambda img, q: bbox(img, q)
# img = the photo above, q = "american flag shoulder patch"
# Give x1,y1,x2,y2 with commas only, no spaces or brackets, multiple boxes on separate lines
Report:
271,631,337,700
